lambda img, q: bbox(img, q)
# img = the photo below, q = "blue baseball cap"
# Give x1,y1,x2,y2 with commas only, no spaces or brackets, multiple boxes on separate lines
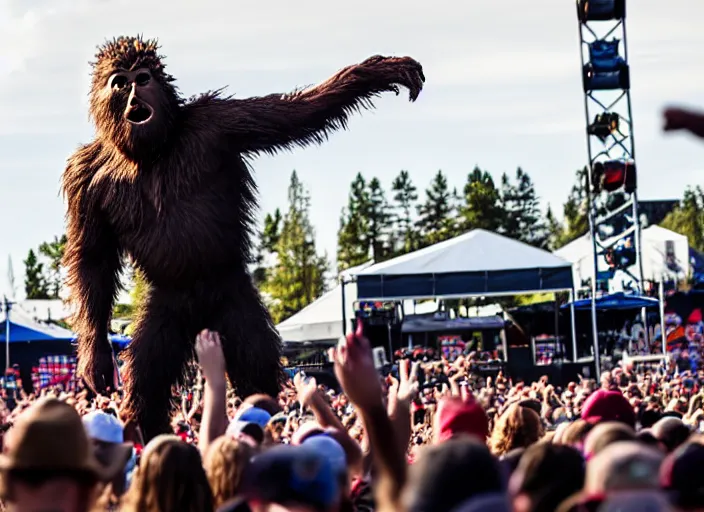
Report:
301,434,347,477
237,406,272,428
242,444,340,509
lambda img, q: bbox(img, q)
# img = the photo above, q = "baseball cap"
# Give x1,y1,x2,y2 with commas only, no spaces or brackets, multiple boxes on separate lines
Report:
241,445,340,510
660,440,704,508
226,420,264,446
237,407,271,428
301,434,347,477
581,390,636,428
83,410,125,444
435,396,489,444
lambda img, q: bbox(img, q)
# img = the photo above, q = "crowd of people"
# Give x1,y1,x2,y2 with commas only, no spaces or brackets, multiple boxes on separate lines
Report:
1,323,703,511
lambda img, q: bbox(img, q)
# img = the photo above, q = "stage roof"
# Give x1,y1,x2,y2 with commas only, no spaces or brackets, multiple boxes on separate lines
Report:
353,229,573,300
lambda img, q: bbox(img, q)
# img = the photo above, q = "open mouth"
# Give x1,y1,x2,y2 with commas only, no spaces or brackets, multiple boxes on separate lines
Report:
126,102,154,125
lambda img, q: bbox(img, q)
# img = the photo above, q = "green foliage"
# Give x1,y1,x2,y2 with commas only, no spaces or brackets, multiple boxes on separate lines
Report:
367,177,392,262
390,170,419,254
23,249,50,300
661,186,704,252
461,166,503,233
262,171,329,324
38,234,67,298
416,170,458,246
337,173,371,271
553,167,590,249
499,168,548,248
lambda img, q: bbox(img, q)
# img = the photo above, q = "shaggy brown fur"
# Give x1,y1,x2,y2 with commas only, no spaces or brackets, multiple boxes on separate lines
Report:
62,35,424,440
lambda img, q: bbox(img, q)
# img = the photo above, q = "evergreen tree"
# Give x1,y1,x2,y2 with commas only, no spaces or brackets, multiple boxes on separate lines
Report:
391,170,419,254
337,173,371,270
460,166,503,233
556,167,590,248
253,209,282,286
367,177,392,262
661,186,704,252
417,170,456,245
23,249,50,300
499,168,547,247
38,234,67,299
263,171,328,324
544,205,565,251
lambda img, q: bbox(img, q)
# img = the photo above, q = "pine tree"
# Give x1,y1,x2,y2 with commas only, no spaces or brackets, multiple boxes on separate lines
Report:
23,249,50,300
544,205,565,251
460,166,503,233
417,170,456,246
499,168,547,247
556,167,590,248
263,171,328,324
337,173,371,270
367,177,392,262
38,234,67,299
391,170,419,254
661,186,704,252
253,209,283,286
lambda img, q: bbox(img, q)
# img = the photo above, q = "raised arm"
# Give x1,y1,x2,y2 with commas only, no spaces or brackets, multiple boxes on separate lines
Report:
663,107,704,138
193,55,424,156
62,143,123,394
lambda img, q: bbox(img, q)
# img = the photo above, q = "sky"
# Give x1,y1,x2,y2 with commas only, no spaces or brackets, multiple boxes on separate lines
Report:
1,0,703,300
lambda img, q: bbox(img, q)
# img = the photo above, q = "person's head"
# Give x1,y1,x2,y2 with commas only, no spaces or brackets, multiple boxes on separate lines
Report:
660,436,704,511
509,442,585,512
559,419,595,449
652,417,691,453
489,403,544,456
242,394,282,416
204,435,254,509
241,444,342,512
585,441,664,495
122,435,213,512
403,436,505,512
434,396,489,444
583,422,635,460
82,410,134,493
581,389,636,428
0,397,107,512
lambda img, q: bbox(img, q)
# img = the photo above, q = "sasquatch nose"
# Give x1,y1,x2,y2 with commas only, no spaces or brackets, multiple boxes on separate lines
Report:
129,96,139,107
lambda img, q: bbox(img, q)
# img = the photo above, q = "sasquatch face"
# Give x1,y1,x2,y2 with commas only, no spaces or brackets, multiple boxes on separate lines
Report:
89,36,180,161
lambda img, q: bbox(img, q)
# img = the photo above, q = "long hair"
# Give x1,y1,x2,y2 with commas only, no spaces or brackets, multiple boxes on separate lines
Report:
121,435,213,512
489,403,544,456
203,436,253,509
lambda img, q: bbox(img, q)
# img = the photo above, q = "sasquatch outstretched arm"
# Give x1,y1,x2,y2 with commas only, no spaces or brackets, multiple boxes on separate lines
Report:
195,55,424,155
62,143,123,394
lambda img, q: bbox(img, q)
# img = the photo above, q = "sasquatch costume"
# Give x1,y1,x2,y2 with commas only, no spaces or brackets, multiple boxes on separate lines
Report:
62,36,424,440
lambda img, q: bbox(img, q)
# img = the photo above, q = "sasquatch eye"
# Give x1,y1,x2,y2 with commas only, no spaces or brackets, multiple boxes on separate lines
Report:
135,73,151,86
110,75,128,90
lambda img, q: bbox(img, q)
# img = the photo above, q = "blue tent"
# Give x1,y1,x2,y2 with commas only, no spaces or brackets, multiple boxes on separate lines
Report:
353,229,574,300
562,292,659,311
0,308,75,343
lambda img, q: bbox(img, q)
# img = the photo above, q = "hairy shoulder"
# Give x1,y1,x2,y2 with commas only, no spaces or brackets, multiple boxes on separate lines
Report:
62,140,105,202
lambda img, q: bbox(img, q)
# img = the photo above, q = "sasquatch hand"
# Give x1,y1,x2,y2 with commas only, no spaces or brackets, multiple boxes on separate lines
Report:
663,107,704,135
356,55,425,101
77,346,115,396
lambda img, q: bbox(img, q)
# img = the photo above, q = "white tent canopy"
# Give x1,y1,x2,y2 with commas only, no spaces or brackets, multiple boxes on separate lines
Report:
554,224,689,290
353,229,574,300
275,262,372,343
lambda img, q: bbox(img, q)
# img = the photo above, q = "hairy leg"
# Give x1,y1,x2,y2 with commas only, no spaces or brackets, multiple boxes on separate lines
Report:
121,288,198,441
211,275,284,399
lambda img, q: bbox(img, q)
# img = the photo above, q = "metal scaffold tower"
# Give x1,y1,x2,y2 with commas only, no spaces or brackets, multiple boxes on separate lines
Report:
575,0,643,375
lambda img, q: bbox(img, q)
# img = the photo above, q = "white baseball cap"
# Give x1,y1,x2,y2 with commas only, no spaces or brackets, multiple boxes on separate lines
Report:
82,411,124,444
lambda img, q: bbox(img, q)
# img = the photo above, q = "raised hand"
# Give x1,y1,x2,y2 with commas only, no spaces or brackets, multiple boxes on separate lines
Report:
356,55,425,101
397,359,420,403
663,107,704,138
293,372,318,407
195,329,226,383
330,319,383,411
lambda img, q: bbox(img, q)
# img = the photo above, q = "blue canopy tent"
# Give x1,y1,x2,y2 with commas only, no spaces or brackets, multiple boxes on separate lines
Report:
562,292,659,311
